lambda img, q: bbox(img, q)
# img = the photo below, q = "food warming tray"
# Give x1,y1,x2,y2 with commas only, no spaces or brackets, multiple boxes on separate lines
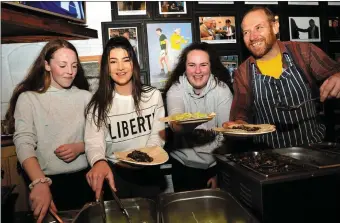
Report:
43,198,157,223
158,189,259,223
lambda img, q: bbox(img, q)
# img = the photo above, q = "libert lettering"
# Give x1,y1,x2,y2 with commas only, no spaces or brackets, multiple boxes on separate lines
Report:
110,113,154,139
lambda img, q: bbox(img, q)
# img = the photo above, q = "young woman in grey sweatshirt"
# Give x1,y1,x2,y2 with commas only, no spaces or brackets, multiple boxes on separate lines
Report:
6,39,93,222
164,42,233,192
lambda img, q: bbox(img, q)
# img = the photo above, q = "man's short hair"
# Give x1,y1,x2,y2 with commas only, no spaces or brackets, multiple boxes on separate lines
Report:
243,6,275,23
156,28,162,32
226,19,231,23
203,17,213,22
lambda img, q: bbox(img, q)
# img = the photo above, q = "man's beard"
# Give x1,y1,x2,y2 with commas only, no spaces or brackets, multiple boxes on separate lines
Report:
248,32,276,59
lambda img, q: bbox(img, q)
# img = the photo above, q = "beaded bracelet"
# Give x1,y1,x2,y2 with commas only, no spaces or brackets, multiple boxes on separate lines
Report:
29,177,52,190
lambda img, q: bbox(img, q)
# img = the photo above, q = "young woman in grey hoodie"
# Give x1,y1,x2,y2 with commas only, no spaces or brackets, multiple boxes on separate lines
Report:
164,42,233,192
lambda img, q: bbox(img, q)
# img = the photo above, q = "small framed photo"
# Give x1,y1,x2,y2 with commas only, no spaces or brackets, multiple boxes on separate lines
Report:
289,17,321,42
329,17,340,42
154,1,192,19
288,1,319,5
146,21,193,89
220,55,238,83
102,22,145,69
111,1,152,20
199,16,237,44
80,56,101,93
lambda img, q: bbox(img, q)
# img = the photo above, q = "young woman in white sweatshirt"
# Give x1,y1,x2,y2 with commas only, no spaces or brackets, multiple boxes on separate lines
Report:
6,39,93,223
85,36,166,201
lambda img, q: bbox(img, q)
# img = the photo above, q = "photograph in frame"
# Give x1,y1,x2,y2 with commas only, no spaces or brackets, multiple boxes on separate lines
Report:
328,2,340,6
199,16,237,44
159,1,187,15
108,27,140,62
288,1,319,5
146,22,193,89
80,56,101,93
289,17,321,42
117,1,147,16
329,17,340,42
220,55,238,83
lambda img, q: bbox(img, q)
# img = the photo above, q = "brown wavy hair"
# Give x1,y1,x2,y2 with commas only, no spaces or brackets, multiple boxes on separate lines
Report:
5,39,89,133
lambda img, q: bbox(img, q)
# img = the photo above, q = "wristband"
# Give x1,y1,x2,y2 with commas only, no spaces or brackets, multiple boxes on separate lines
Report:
29,177,52,190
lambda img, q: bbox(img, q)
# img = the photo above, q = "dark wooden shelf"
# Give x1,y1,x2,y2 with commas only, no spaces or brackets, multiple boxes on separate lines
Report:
1,3,98,44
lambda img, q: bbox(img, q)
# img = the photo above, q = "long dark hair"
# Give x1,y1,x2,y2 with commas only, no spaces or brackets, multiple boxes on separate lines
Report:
85,36,154,129
5,39,89,133
164,42,233,94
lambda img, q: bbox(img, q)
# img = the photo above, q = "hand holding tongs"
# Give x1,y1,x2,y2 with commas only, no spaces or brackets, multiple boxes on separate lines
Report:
107,180,132,223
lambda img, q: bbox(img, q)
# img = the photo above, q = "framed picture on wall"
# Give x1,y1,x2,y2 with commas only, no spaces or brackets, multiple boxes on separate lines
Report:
146,21,193,89
154,2,192,19
329,17,340,42
289,17,321,42
288,1,318,5
111,1,152,20
199,16,237,44
102,22,145,69
220,55,238,83
80,56,101,93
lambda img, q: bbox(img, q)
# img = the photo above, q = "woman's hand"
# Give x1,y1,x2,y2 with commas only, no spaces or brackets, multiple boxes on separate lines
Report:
54,142,84,163
207,175,218,189
86,160,116,201
30,183,57,223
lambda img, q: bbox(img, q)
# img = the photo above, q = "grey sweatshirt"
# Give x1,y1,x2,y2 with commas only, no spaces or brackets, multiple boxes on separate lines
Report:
166,74,233,169
14,86,92,175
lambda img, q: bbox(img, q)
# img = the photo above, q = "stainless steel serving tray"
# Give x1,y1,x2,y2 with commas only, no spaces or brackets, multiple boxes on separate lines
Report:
273,147,340,168
158,189,259,223
43,198,157,223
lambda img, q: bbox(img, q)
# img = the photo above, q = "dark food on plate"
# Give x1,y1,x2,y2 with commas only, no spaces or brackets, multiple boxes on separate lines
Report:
230,125,261,132
127,150,153,162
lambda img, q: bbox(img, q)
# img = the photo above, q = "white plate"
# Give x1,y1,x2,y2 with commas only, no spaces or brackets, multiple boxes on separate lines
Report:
213,124,276,136
114,146,169,166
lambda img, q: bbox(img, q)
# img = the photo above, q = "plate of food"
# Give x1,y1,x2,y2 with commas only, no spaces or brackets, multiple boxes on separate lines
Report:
159,112,216,124
114,146,169,166
213,123,276,136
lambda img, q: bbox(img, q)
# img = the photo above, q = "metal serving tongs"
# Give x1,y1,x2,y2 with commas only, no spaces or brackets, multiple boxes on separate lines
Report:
107,182,132,223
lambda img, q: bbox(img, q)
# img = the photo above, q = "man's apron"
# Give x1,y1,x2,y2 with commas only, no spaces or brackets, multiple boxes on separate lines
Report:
251,52,325,148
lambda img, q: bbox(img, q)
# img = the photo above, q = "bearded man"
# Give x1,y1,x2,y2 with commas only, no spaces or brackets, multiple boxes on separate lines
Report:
223,7,340,149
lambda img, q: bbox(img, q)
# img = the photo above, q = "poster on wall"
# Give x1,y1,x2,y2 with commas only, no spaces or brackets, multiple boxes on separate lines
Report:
220,55,238,83
329,17,340,42
117,1,147,15
146,22,193,89
159,1,187,14
289,17,321,42
199,16,237,44
108,27,140,62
